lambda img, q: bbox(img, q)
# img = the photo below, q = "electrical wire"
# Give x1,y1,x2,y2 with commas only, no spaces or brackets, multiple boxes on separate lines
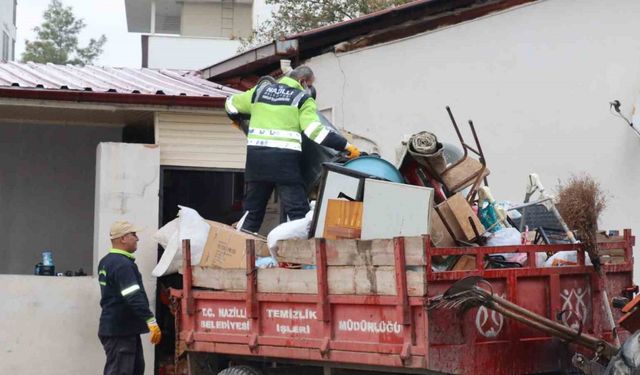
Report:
610,106,640,138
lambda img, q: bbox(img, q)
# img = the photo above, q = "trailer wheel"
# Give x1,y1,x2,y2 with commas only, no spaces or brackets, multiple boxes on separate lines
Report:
217,365,262,375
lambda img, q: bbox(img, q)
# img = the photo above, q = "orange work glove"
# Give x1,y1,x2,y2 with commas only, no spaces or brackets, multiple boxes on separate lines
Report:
147,320,162,345
345,143,361,159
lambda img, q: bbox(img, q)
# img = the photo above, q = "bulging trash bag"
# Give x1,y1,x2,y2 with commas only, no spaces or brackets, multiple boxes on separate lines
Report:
152,206,210,277
487,228,521,247
267,202,315,260
544,250,592,267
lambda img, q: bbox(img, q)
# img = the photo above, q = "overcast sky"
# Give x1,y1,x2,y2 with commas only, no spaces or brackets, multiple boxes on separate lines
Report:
15,0,272,68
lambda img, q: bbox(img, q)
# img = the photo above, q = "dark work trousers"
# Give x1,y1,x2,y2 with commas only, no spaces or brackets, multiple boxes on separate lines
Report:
99,335,144,375
242,181,310,233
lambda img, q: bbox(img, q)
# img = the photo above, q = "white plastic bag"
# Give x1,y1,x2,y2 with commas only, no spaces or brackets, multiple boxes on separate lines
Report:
153,218,178,248
255,256,278,269
267,203,315,260
544,251,592,267
152,206,210,277
487,228,522,247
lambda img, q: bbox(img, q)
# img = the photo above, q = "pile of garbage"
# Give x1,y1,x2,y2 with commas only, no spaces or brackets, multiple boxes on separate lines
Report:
152,107,603,276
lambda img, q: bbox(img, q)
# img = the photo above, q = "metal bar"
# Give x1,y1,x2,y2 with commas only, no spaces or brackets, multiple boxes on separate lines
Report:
507,273,518,342
445,106,469,163
483,289,614,352
316,238,330,322
393,238,413,363
394,237,411,326
428,264,632,282
421,235,430,367
429,243,582,255
182,239,195,316
468,120,485,161
488,302,615,357
246,239,259,351
315,238,332,357
246,239,258,319
423,235,432,285
624,228,634,261
549,273,560,325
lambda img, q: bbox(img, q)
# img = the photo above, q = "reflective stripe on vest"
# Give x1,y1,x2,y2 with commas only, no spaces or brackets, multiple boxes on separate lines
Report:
303,121,330,143
248,128,302,143
225,96,238,114
247,138,302,151
121,284,141,296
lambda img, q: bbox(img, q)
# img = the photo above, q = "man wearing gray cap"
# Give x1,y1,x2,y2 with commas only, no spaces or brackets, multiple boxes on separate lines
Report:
97,220,161,375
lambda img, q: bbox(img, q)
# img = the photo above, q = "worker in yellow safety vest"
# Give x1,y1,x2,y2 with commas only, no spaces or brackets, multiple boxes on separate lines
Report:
225,66,360,232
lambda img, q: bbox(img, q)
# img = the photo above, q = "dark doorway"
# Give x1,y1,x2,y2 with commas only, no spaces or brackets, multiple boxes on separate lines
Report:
161,168,245,226
155,167,244,374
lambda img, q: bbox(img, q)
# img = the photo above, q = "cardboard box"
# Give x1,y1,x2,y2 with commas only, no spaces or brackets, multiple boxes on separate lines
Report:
324,199,363,239
430,207,456,247
436,193,484,242
199,220,269,269
451,254,477,271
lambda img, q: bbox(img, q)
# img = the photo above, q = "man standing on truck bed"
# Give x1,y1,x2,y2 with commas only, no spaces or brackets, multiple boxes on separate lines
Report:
225,65,361,232
97,220,161,375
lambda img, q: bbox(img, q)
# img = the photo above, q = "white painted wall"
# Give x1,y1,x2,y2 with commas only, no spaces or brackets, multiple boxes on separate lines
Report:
308,0,640,278
94,143,160,375
148,34,241,70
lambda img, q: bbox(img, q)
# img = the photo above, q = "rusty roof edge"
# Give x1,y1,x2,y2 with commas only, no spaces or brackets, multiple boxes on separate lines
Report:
334,0,538,54
201,0,534,81
0,87,226,108
201,42,279,80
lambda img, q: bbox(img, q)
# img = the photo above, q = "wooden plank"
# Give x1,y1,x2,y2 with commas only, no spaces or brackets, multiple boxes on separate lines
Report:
191,266,426,296
441,157,489,192
276,237,425,266
436,193,484,241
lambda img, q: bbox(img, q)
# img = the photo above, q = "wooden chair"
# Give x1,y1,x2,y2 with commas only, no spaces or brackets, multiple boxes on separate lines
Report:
435,107,490,202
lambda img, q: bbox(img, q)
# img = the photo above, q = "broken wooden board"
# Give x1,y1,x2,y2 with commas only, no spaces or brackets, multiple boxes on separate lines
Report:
276,237,425,266
441,157,489,192
596,233,626,264
191,266,425,296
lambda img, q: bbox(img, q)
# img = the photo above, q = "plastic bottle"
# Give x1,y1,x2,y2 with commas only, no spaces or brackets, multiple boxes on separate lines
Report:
42,250,54,267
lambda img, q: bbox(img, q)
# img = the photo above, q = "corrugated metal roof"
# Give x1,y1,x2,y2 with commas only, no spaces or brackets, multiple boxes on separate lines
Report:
0,61,237,98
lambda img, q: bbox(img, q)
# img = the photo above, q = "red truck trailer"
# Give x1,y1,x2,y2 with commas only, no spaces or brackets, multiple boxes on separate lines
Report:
170,230,635,375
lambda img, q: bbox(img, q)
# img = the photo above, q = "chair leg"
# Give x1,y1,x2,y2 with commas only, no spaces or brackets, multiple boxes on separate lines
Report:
465,166,487,203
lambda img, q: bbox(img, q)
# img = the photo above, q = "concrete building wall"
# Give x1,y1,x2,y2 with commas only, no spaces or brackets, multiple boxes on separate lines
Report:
307,0,640,272
232,2,253,39
0,122,122,275
181,1,252,38
0,0,17,60
0,276,103,374
93,143,160,375
182,2,223,37
0,142,160,375
147,34,241,70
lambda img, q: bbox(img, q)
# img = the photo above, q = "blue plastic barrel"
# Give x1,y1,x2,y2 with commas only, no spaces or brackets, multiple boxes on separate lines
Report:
343,156,404,183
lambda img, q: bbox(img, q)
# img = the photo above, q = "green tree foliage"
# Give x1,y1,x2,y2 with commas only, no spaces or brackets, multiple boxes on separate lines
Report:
240,0,413,51
21,0,107,65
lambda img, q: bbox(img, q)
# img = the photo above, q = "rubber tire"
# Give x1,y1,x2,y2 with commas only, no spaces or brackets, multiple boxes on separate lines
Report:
217,365,262,375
